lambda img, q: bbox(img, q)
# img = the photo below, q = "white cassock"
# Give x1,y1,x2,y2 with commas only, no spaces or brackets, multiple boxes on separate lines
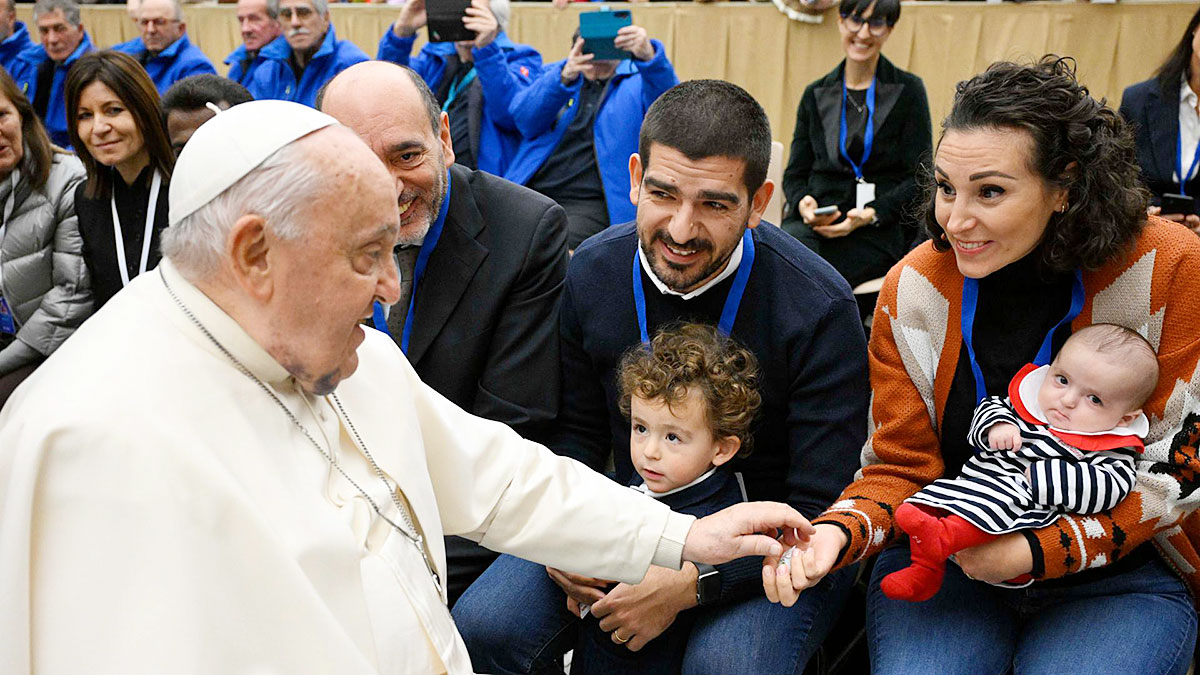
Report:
0,259,694,674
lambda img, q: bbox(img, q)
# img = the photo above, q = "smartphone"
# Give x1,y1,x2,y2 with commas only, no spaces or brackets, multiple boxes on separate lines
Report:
813,205,838,216
1161,192,1197,217
426,0,475,43
579,9,632,60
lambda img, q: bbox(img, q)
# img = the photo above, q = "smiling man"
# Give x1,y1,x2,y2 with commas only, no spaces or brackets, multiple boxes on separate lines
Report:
224,0,283,86
247,0,367,108
8,0,94,147
111,0,216,94
454,80,870,674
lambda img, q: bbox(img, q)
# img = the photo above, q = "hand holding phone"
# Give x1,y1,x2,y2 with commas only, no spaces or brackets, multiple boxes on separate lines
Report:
579,9,633,60
1161,192,1196,217
812,205,838,216
797,195,840,226
426,0,474,42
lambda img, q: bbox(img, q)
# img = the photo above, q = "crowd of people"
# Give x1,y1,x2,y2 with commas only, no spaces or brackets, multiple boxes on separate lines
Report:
0,0,1198,673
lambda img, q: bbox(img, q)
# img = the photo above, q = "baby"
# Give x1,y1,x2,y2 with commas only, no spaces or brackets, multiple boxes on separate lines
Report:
570,322,761,674
881,323,1159,602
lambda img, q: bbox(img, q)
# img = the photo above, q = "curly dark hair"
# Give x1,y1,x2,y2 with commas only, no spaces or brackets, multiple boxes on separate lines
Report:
923,56,1149,273
617,323,761,457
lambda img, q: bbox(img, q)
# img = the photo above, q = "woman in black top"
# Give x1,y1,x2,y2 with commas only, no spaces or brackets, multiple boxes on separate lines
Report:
66,51,174,310
781,0,931,295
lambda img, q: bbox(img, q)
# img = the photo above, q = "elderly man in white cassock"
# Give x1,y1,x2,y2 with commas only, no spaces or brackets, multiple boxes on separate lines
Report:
0,100,812,673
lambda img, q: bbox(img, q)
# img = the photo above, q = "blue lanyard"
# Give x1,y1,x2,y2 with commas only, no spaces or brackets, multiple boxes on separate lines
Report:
839,77,876,181
442,68,477,112
1177,125,1200,196
632,230,755,344
371,171,452,353
960,270,1085,404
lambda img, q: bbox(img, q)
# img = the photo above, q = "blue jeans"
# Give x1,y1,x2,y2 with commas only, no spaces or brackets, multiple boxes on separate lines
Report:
867,543,1197,675
453,553,856,675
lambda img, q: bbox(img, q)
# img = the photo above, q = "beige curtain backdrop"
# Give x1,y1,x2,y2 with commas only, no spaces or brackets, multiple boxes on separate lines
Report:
21,1,1195,150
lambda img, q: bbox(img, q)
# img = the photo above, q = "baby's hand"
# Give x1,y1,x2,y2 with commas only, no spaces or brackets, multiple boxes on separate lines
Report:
987,423,1022,451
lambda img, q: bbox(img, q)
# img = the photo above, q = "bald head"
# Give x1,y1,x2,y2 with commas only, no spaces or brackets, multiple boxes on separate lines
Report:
320,61,440,137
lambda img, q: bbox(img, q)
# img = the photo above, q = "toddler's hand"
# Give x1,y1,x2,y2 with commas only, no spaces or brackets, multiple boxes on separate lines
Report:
987,423,1022,451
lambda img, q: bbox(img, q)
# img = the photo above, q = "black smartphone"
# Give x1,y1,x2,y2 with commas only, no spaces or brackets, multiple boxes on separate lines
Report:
427,0,475,43
1161,192,1197,216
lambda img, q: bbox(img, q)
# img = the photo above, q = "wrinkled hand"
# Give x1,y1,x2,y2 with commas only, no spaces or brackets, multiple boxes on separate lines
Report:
954,532,1033,584
614,24,654,61
812,207,875,239
589,565,697,652
797,195,840,228
762,523,845,607
462,0,499,48
394,0,426,36
548,566,612,617
560,38,594,85
987,422,1022,451
683,501,813,565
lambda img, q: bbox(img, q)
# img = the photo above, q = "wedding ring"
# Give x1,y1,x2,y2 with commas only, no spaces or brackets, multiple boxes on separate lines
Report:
613,632,631,644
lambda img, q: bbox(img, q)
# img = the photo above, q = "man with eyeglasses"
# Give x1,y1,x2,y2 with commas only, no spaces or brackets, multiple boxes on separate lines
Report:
8,0,95,148
112,0,217,95
246,0,367,108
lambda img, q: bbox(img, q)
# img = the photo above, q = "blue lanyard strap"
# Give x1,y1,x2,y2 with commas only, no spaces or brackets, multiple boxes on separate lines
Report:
442,67,477,112
960,269,1085,404
839,77,876,181
633,230,756,345
1177,124,1200,197
371,171,452,353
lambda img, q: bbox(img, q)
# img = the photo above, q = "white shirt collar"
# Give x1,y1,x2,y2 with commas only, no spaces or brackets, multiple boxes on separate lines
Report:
158,257,293,386
1015,364,1150,438
638,238,744,301
1182,76,1199,108
635,467,718,499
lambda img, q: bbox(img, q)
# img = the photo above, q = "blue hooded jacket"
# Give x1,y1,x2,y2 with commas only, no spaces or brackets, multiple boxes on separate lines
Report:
11,32,95,148
112,33,216,94
0,22,36,84
376,30,541,176
504,40,677,227
247,26,367,108
225,35,286,87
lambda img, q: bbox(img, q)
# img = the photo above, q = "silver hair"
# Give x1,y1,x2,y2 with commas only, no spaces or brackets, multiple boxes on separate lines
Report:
267,0,327,18
162,139,330,280
33,0,82,26
490,0,509,32
138,0,184,22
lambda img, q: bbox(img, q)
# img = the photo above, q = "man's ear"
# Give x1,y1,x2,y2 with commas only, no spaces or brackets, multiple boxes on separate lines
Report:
438,111,456,166
227,214,274,300
628,152,643,206
745,179,775,230
711,436,741,467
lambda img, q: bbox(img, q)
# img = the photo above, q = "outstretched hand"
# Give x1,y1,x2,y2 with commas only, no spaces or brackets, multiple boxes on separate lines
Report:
682,501,814,565
762,523,846,607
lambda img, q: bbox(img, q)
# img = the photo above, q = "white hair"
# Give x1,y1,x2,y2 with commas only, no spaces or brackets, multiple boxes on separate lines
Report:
490,0,509,31
162,139,330,280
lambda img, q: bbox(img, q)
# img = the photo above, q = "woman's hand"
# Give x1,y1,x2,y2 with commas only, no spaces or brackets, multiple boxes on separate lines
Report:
954,532,1033,583
812,207,876,239
1148,205,1200,232
762,523,846,607
797,195,840,228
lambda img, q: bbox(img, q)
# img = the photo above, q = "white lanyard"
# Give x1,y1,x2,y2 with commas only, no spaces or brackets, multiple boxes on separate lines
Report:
110,169,161,287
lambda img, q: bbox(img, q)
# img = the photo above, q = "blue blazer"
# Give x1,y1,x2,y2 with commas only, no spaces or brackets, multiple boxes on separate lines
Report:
12,33,95,148
224,35,285,87
1120,77,1200,202
503,40,678,227
112,33,216,95
376,30,541,176
247,26,368,108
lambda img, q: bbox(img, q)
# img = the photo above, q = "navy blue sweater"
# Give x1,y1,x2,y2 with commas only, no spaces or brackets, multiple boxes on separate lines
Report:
555,222,869,603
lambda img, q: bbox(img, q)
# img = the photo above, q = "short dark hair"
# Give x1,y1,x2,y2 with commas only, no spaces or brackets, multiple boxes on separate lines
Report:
639,79,771,196
162,74,253,118
924,56,1148,273
1153,6,1200,99
839,0,900,26
66,50,175,200
315,64,440,136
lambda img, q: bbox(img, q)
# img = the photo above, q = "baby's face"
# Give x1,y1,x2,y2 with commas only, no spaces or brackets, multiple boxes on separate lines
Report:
1036,340,1141,433
629,390,726,493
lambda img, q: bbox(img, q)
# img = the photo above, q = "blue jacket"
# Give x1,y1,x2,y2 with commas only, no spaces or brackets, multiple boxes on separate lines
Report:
376,30,541,176
0,22,36,84
11,33,95,148
504,40,677,227
224,35,285,87
248,26,368,108
112,33,216,95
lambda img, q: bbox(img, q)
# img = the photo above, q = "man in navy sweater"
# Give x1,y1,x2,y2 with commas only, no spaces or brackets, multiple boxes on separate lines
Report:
454,80,869,674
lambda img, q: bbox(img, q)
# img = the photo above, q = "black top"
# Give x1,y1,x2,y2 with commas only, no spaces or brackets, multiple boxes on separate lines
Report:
75,166,170,310
526,77,607,201
436,57,477,171
32,58,55,121
843,87,868,166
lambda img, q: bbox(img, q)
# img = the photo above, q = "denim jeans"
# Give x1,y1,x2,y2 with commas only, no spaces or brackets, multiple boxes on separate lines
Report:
867,543,1197,675
453,553,856,675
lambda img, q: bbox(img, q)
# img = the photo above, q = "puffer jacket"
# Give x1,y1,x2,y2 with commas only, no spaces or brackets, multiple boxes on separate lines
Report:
0,152,89,375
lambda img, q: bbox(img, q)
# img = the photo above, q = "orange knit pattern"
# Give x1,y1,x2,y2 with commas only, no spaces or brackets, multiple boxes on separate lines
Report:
814,217,1200,601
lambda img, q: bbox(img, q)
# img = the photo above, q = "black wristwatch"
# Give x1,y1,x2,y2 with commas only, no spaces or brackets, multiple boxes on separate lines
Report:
695,564,720,606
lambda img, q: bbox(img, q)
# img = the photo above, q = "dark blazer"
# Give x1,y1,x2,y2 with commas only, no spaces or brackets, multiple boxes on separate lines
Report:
1120,77,1200,203
781,56,931,283
408,163,568,441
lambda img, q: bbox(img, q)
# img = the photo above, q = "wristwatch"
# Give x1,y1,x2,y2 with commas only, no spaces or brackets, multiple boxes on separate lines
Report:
695,564,721,606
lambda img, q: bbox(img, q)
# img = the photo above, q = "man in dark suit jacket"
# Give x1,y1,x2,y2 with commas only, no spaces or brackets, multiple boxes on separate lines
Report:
320,60,569,605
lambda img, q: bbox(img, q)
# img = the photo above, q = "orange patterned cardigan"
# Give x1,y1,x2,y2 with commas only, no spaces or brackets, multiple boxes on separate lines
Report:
813,217,1200,599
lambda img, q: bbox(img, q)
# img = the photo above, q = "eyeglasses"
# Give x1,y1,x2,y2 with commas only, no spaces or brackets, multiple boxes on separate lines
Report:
840,13,891,37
